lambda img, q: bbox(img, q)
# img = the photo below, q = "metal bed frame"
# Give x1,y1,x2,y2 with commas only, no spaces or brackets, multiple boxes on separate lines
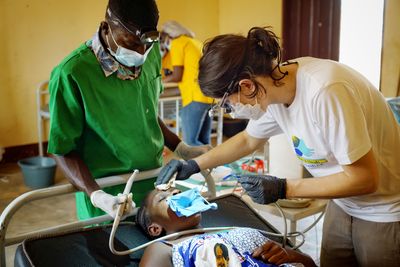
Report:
0,168,162,266
0,166,223,266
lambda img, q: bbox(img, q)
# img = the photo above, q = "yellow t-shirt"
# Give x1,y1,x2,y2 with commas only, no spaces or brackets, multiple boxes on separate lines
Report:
169,35,214,107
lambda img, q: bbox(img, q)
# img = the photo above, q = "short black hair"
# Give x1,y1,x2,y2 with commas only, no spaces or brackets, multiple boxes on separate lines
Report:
135,192,166,239
135,193,152,237
107,0,159,33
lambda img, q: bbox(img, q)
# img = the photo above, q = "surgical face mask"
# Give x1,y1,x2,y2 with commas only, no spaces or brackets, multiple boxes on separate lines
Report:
106,28,153,67
230,94,265,120
166,188,218,217
165,40,171,51
160,47,166,58
161,38,171,51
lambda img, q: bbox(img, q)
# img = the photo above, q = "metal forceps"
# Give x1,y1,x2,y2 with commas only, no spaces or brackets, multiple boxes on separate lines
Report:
155,173,177,191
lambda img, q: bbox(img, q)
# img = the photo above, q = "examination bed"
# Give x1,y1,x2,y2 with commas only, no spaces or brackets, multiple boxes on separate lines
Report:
0,169,290,267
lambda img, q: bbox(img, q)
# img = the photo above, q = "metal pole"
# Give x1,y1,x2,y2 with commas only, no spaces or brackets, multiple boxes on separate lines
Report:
36,86,44,157
175,99,180,136
159,101,164,120
217,109,224,145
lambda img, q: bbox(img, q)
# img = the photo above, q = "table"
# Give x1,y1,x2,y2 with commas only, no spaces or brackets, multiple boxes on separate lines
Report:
241,196,328,244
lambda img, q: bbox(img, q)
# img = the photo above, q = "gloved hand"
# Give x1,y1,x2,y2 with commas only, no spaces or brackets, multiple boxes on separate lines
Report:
117,192,135,219
174,141,212,160
238,175,287,204
155,159,200,185
90,190,135,219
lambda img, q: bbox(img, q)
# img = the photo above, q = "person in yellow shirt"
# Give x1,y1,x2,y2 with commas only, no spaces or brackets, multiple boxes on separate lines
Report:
160,21,214,146
161,45,172,78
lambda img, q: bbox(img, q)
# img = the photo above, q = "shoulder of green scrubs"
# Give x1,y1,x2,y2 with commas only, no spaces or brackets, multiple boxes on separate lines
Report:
48,42,164,219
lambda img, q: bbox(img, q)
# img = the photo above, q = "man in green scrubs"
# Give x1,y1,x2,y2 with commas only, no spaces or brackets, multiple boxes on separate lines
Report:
48,0,209,220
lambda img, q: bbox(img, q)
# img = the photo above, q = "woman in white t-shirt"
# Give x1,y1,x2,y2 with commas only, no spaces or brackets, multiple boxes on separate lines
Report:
155,27,400,267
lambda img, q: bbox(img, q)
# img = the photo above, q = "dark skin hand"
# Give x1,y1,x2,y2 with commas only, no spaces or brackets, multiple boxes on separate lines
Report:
162,66,184,83
252,240,317,267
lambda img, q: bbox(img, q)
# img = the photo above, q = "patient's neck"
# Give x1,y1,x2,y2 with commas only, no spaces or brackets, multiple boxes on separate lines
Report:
165,222,202,237
165,223,204,243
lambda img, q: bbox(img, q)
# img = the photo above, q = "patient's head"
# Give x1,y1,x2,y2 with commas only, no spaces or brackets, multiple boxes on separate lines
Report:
136,188,201,238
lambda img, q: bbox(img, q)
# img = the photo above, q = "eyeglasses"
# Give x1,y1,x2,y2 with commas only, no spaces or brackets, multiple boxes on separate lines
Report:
107,9,160,45
208,80,237,117
209,97,234,117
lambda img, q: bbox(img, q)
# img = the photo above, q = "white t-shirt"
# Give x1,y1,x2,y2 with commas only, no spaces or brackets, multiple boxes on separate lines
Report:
246,57,400,222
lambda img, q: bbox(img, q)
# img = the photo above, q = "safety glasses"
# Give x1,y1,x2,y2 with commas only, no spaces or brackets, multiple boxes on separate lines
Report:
209,94,233,117
208,80,237,117
139,31,160,45
107,9,160,45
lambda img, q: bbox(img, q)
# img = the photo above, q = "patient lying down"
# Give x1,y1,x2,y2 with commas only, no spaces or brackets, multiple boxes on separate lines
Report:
136,188,316,267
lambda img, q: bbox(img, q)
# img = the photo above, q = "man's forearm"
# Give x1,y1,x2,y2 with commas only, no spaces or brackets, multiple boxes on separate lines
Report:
158,117,181,151
54,152,100,195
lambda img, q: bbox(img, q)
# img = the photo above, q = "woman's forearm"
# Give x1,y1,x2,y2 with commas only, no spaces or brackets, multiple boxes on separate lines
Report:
286,149,379,198
195,131,266,170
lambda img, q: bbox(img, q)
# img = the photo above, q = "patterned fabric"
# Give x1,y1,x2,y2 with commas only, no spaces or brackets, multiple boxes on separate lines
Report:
171,228,277,267
88,30,141,80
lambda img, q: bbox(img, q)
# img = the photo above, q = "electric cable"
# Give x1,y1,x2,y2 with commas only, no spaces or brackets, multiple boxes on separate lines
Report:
273,202,287,248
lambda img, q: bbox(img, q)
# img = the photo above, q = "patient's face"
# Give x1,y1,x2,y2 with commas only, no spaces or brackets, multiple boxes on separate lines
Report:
147,188,201,232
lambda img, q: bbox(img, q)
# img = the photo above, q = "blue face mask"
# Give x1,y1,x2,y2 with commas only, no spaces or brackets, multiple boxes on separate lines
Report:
106,28,153,67
166,188,218,217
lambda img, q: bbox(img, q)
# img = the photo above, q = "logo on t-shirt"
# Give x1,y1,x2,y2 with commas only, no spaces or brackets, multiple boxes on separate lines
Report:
292,136,328,167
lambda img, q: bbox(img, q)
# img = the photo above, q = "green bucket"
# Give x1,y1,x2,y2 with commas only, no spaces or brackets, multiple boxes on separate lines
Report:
18,156,56,189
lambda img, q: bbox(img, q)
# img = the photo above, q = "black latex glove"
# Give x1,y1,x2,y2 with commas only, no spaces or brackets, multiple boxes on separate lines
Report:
156,159,200,185
238,175,287,204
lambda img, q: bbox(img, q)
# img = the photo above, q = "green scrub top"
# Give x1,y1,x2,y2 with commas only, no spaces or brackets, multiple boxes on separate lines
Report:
48,42,164,220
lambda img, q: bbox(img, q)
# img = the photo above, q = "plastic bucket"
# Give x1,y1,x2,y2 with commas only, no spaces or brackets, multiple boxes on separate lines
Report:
18,156,56,189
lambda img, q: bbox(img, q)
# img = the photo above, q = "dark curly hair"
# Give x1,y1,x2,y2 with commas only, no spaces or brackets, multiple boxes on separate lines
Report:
198,27,286,100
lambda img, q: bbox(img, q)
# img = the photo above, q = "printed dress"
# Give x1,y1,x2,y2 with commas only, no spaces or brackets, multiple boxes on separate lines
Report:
171,227,302,267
